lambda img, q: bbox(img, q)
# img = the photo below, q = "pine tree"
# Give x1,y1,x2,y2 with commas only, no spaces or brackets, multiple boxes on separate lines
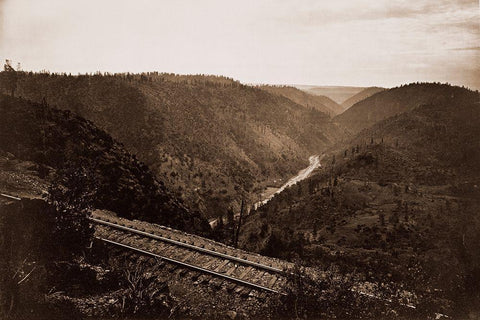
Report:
1,59,18,97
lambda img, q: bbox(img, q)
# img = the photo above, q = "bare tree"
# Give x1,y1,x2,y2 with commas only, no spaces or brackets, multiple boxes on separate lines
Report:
233,199,245,247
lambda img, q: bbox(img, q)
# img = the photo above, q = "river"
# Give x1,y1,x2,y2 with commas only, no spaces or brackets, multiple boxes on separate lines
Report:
253,154,322,209
209,155,322,228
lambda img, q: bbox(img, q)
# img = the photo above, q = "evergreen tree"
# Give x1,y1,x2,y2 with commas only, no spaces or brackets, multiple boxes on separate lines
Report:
1,59,18,97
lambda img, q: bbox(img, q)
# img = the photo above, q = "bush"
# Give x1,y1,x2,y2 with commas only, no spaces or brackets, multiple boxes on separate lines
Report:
117,260,172,317
268,264,411,319
47,165,95,258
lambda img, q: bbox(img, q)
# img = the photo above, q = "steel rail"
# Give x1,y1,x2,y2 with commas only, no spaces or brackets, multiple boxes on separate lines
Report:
0,193,22,201
90,217,284,274
2,193,281,274
96,236,282,294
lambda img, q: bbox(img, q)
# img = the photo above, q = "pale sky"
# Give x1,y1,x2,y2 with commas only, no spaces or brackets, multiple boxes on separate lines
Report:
0,0,479,89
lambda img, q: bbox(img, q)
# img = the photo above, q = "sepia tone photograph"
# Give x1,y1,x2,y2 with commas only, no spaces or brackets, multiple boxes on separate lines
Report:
0,0,479,319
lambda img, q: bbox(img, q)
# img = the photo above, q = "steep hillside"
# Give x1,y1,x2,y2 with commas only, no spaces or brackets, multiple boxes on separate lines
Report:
0,94,210,234
340,87,385,111
240,86,480,317
295,85,366,104
6,72,345,218
344,100,480,182
260,85,341,115
313,94,345,115
334,83,478,134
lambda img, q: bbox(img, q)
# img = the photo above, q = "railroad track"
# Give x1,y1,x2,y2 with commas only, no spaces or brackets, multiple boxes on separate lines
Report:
90,211,288,296
1,193,426,311
1,193,288,296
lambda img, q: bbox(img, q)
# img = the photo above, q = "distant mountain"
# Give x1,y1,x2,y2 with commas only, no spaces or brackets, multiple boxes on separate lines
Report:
295,85,367,104
5,72,345,218
334,83,477,134
259,85,343,115
340,87,385,111
0,94,210,234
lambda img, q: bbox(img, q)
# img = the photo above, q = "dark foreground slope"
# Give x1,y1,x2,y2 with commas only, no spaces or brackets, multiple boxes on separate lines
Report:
260,85,342,115
334,83,478,134
0,94,209,234
240,84,480,317
7,72,344,217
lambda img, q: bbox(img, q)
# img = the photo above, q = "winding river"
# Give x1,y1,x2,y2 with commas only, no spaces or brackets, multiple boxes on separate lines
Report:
253,154,322,209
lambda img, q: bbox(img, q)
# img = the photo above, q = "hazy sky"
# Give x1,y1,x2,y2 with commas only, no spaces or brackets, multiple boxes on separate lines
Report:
0,0,479,88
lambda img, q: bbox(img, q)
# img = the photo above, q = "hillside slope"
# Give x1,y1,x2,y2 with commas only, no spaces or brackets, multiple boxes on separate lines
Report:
295,85,367,105
340,87,385,111
260,85,341,115
6,72,345,218
0,94,210,234
334,83,478,134
314,95,343,115
240,85,480,317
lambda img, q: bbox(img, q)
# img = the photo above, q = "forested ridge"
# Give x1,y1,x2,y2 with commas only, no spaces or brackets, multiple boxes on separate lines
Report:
0,94,209,233
334,82,478,134
240,83,480,318
2,71,345,217
340,86,385,111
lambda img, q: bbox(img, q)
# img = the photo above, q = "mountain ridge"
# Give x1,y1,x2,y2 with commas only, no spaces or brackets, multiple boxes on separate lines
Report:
5,72,346,218
334,82,478,134
340,87,385,112
259,85,343,115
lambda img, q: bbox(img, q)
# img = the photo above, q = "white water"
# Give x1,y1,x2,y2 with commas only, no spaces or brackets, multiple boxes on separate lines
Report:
253,154,322,209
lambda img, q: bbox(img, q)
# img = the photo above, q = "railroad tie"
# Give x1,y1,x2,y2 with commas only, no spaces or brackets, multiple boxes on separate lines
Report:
213,259,230,273
239,266,253,280
249,270,265,285
179,250,195,263
112,232,130,243
202,258,220,271
225,264,238,276
267,275,278,288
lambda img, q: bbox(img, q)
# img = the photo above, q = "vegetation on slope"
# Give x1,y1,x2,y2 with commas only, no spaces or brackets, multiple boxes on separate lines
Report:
340,86,385,112
240,84,480,318
0,94,209,234
334,82,479,134
3,71,344,218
